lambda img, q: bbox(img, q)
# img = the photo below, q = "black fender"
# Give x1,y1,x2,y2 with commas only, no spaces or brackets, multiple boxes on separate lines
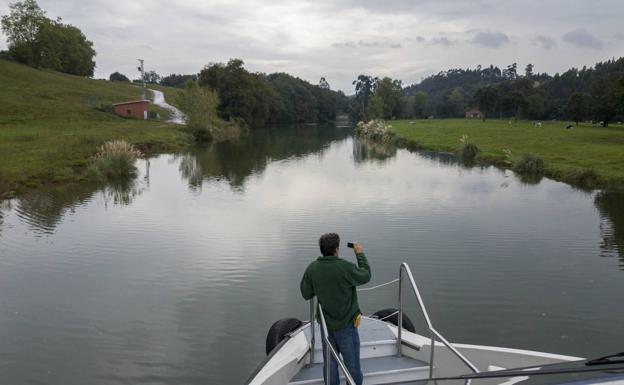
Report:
265,318,303,355
371,308,416,333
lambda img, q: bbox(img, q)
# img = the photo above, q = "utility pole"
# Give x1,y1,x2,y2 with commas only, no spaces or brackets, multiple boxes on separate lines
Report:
137,58,145,99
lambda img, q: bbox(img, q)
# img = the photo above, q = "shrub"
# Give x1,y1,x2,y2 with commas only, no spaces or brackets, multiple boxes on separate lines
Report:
513,154,545,175
90,140,142,180
191,127,212,143
564,168,600,189
502,148,513,167
94,102,115,114
178,80,223,143
109,72,130,82
457,135,479,160
354,119,396,143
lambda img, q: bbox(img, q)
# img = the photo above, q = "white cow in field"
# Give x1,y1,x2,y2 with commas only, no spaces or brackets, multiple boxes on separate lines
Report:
532,121,542,127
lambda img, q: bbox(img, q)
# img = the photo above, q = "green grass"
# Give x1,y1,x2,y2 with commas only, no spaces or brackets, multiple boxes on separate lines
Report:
0,60,188,197
391,119,624,190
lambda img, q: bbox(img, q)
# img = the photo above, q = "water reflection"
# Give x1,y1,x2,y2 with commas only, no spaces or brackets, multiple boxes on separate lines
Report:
1,127,624,385
352,137,397,164
518,173,544,185
595,191,624,269
176,125,351,190
0,199,10,235
11,173,144,234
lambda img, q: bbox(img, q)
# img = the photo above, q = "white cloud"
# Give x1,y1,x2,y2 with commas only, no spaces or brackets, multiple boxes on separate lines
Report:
0,0,623,91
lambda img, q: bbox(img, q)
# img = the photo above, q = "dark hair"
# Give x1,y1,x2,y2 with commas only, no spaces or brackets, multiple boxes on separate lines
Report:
319,233,340,256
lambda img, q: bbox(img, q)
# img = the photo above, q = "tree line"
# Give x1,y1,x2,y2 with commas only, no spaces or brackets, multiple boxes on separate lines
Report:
401,60,624,126
111,59,349,128
1,0,95,76
4,1,623,127
194,59,349,128
120,57,624,128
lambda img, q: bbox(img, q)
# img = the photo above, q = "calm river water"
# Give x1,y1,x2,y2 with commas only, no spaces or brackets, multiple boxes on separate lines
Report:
1,126,623,384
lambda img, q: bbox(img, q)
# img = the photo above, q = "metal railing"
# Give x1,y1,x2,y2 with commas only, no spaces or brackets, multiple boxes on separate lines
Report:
397,262,480,377
309,298,356,385
307,262,479,383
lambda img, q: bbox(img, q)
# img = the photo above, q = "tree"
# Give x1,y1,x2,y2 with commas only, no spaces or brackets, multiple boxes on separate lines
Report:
503,63,518,80
618,75,624,115
109,72,130,82
143,70,161,84
318,77,330,90
526,93,545,119
352,74,378,121
413,92,427,118
473,86,498,121
566,92,588,127
588,61,621,127
445,88,465,117
525,63,534,78
160,73,197,88
375,77,403,119
367,94,384,120
198,59,345,127
178,80,221,142
1,0,95,76
1,0,46,66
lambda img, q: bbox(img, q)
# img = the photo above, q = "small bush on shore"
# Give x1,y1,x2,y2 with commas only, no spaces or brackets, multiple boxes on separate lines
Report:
354,120,396,143
564,168,600,189
513,154,545,175
457,135,480,160
90,140,142,180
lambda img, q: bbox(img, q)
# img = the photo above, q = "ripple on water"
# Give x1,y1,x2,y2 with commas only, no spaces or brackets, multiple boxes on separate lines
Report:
0,132,623,385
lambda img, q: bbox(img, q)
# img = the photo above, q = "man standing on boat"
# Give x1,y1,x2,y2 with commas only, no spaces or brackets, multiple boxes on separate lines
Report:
300,233,371,385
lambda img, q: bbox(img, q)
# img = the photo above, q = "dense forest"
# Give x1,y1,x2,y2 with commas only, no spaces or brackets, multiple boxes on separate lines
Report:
196,59,349,128
401,60,624,125
131,57,624,128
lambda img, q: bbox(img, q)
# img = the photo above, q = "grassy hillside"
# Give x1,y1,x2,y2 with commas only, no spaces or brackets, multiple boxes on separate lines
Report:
0,60,188,197
392,119,624,190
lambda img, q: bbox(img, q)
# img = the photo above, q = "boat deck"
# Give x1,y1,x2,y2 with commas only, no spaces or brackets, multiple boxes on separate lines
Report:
292,317,430,385
289,356,429,385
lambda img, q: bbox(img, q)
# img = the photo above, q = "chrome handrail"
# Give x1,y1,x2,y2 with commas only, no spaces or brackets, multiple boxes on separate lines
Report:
309,298,316,364
316,302,356,385
397,262,480,375
308,262,479,382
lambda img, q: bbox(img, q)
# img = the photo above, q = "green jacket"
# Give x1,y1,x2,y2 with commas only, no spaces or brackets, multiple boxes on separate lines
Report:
300,253,371,331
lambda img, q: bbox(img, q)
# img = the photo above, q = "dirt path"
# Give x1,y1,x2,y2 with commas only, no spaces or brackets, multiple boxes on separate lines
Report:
149,89,185,125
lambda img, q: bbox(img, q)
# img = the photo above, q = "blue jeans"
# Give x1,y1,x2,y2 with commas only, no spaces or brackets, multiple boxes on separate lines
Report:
320,325,363,385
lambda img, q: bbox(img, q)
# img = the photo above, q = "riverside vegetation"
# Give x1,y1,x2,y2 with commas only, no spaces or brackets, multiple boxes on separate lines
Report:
362,119,624,190
89,140,143,180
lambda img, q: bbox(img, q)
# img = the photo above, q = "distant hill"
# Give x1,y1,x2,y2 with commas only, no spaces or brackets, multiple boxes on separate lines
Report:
403,59,624,121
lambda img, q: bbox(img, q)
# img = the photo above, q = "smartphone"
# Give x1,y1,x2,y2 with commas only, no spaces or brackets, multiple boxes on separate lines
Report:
347,242,354,248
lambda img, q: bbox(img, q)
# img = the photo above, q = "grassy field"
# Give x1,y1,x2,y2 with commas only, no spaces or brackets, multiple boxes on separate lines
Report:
391,119,624,190
0,60,188,198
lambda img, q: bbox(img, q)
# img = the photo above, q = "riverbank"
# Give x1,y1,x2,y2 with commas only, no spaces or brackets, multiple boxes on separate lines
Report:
389,119,624,191
0,60,189,198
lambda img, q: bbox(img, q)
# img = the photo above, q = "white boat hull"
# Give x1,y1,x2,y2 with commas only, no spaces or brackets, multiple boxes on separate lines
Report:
246,316,583,385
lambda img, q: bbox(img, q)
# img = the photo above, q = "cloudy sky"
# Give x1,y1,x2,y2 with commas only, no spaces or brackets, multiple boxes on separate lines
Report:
1,0,623,92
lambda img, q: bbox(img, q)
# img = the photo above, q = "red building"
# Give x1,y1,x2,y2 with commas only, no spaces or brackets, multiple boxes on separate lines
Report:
113,100,150,120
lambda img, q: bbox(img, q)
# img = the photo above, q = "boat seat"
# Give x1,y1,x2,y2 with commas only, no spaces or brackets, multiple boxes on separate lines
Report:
288,355,430,385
